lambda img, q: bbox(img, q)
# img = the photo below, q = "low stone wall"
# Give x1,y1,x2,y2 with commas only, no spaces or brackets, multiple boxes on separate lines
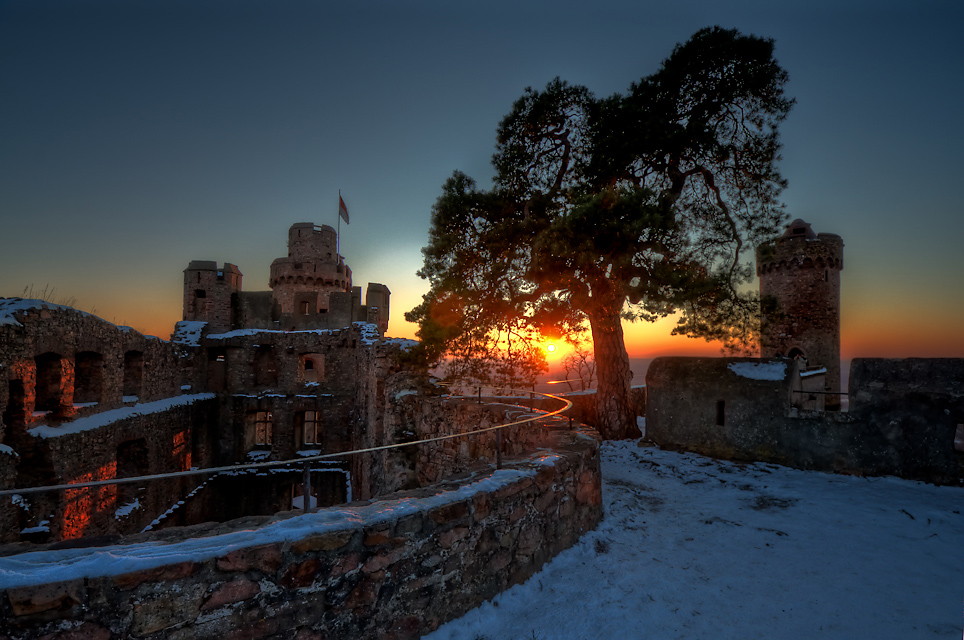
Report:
0,424,602,640
646,357,964,484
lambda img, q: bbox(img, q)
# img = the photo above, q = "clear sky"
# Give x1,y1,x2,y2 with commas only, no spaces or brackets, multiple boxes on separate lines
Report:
1,0,962,360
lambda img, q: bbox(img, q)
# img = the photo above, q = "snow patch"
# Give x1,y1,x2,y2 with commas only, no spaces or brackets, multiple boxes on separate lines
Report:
20,520,49,535
0,444,16,457
115,499,141,519
727,361,787,381
207,327,337,340
171,320,207,346
394,389,418,400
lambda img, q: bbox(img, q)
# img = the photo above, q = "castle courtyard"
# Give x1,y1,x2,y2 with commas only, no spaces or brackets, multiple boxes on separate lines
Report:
427,438,964,639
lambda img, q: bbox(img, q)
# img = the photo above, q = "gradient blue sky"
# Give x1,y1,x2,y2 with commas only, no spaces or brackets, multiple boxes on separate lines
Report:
1,0,962,358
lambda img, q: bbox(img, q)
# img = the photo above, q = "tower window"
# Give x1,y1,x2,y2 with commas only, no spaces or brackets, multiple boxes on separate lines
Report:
195,289,206,298
716,400,726,426
824,270,829,282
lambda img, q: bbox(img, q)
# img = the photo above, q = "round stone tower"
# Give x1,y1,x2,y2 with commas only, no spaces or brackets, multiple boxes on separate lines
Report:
269,223,352,317
756,219,844,406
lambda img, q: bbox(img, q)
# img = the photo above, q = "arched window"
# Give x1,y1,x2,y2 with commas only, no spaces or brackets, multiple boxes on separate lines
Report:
123,351,144,399
302,353,324,383
34,352,64,412
74,351,104,405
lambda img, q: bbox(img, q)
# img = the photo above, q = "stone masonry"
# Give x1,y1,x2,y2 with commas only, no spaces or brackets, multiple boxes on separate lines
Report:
0,424,602,640
756,219,844,407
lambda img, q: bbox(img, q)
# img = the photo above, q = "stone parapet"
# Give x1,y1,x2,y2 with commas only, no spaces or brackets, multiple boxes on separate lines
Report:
0,424,602,640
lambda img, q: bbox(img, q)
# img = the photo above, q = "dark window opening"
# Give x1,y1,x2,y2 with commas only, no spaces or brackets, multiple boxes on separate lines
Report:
74,351,104,404
301,410,320,446
716,400,726,426
793,227,805,235
300,301,310,315
123,351,144,398
34,352,63,412
304,359,314,371
195,289,206,298
787,348,806,361
824,270,829,282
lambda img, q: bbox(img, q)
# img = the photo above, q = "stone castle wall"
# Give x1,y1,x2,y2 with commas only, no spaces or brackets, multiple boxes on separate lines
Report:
0,301,184,444
645,356,964,484
0,425,602,640
11,396,219,542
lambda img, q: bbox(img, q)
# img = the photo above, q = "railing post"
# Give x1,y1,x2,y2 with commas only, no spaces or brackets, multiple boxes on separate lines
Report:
302,461,312,511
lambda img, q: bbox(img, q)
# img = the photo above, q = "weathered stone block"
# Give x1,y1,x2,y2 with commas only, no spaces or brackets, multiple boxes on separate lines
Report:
279,557,323,589
6,579,84,617
201,578,261,611
290,530,354,554
216,543,283,574
427,501,469,525
130,584,204,636
112,561,201,591
438,526,469,549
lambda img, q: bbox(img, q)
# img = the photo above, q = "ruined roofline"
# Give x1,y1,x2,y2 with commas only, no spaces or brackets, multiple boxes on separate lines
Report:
0,297,164,342
184,261,242,275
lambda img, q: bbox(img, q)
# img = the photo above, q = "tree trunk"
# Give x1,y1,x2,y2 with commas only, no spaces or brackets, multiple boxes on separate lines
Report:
588,307,641,440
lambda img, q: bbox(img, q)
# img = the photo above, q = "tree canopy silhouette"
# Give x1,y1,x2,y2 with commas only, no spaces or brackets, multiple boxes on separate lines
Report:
406,26,794,439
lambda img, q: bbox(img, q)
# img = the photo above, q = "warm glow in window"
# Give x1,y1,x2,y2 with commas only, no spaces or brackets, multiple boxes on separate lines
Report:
303,410,320,445
255,411,273,446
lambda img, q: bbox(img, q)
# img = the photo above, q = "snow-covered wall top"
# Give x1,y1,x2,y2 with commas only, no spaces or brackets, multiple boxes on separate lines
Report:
727,362,788,381
28,393,216,439
0,298,93,328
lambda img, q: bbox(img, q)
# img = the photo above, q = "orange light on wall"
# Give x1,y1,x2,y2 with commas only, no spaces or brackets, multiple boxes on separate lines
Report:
62,462,117,540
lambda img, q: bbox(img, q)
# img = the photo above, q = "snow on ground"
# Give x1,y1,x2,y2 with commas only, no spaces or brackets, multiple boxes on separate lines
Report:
428,440,964,639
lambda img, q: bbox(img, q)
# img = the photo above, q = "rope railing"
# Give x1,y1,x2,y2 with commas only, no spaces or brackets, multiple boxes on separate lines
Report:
0,391,573,498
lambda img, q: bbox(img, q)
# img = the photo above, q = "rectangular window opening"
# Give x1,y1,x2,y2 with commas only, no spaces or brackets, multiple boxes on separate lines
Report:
716,400,726,427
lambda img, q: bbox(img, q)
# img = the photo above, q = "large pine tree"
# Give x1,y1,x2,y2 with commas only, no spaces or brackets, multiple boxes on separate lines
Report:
407,27,794,439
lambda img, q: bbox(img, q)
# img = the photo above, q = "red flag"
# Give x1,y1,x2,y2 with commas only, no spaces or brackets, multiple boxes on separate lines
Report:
338,195,350,224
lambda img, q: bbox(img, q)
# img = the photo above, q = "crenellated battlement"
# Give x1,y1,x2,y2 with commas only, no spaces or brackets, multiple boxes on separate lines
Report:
182,223,389,335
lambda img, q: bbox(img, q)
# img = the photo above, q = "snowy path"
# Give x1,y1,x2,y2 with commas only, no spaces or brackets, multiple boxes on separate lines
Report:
427,440,964,639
